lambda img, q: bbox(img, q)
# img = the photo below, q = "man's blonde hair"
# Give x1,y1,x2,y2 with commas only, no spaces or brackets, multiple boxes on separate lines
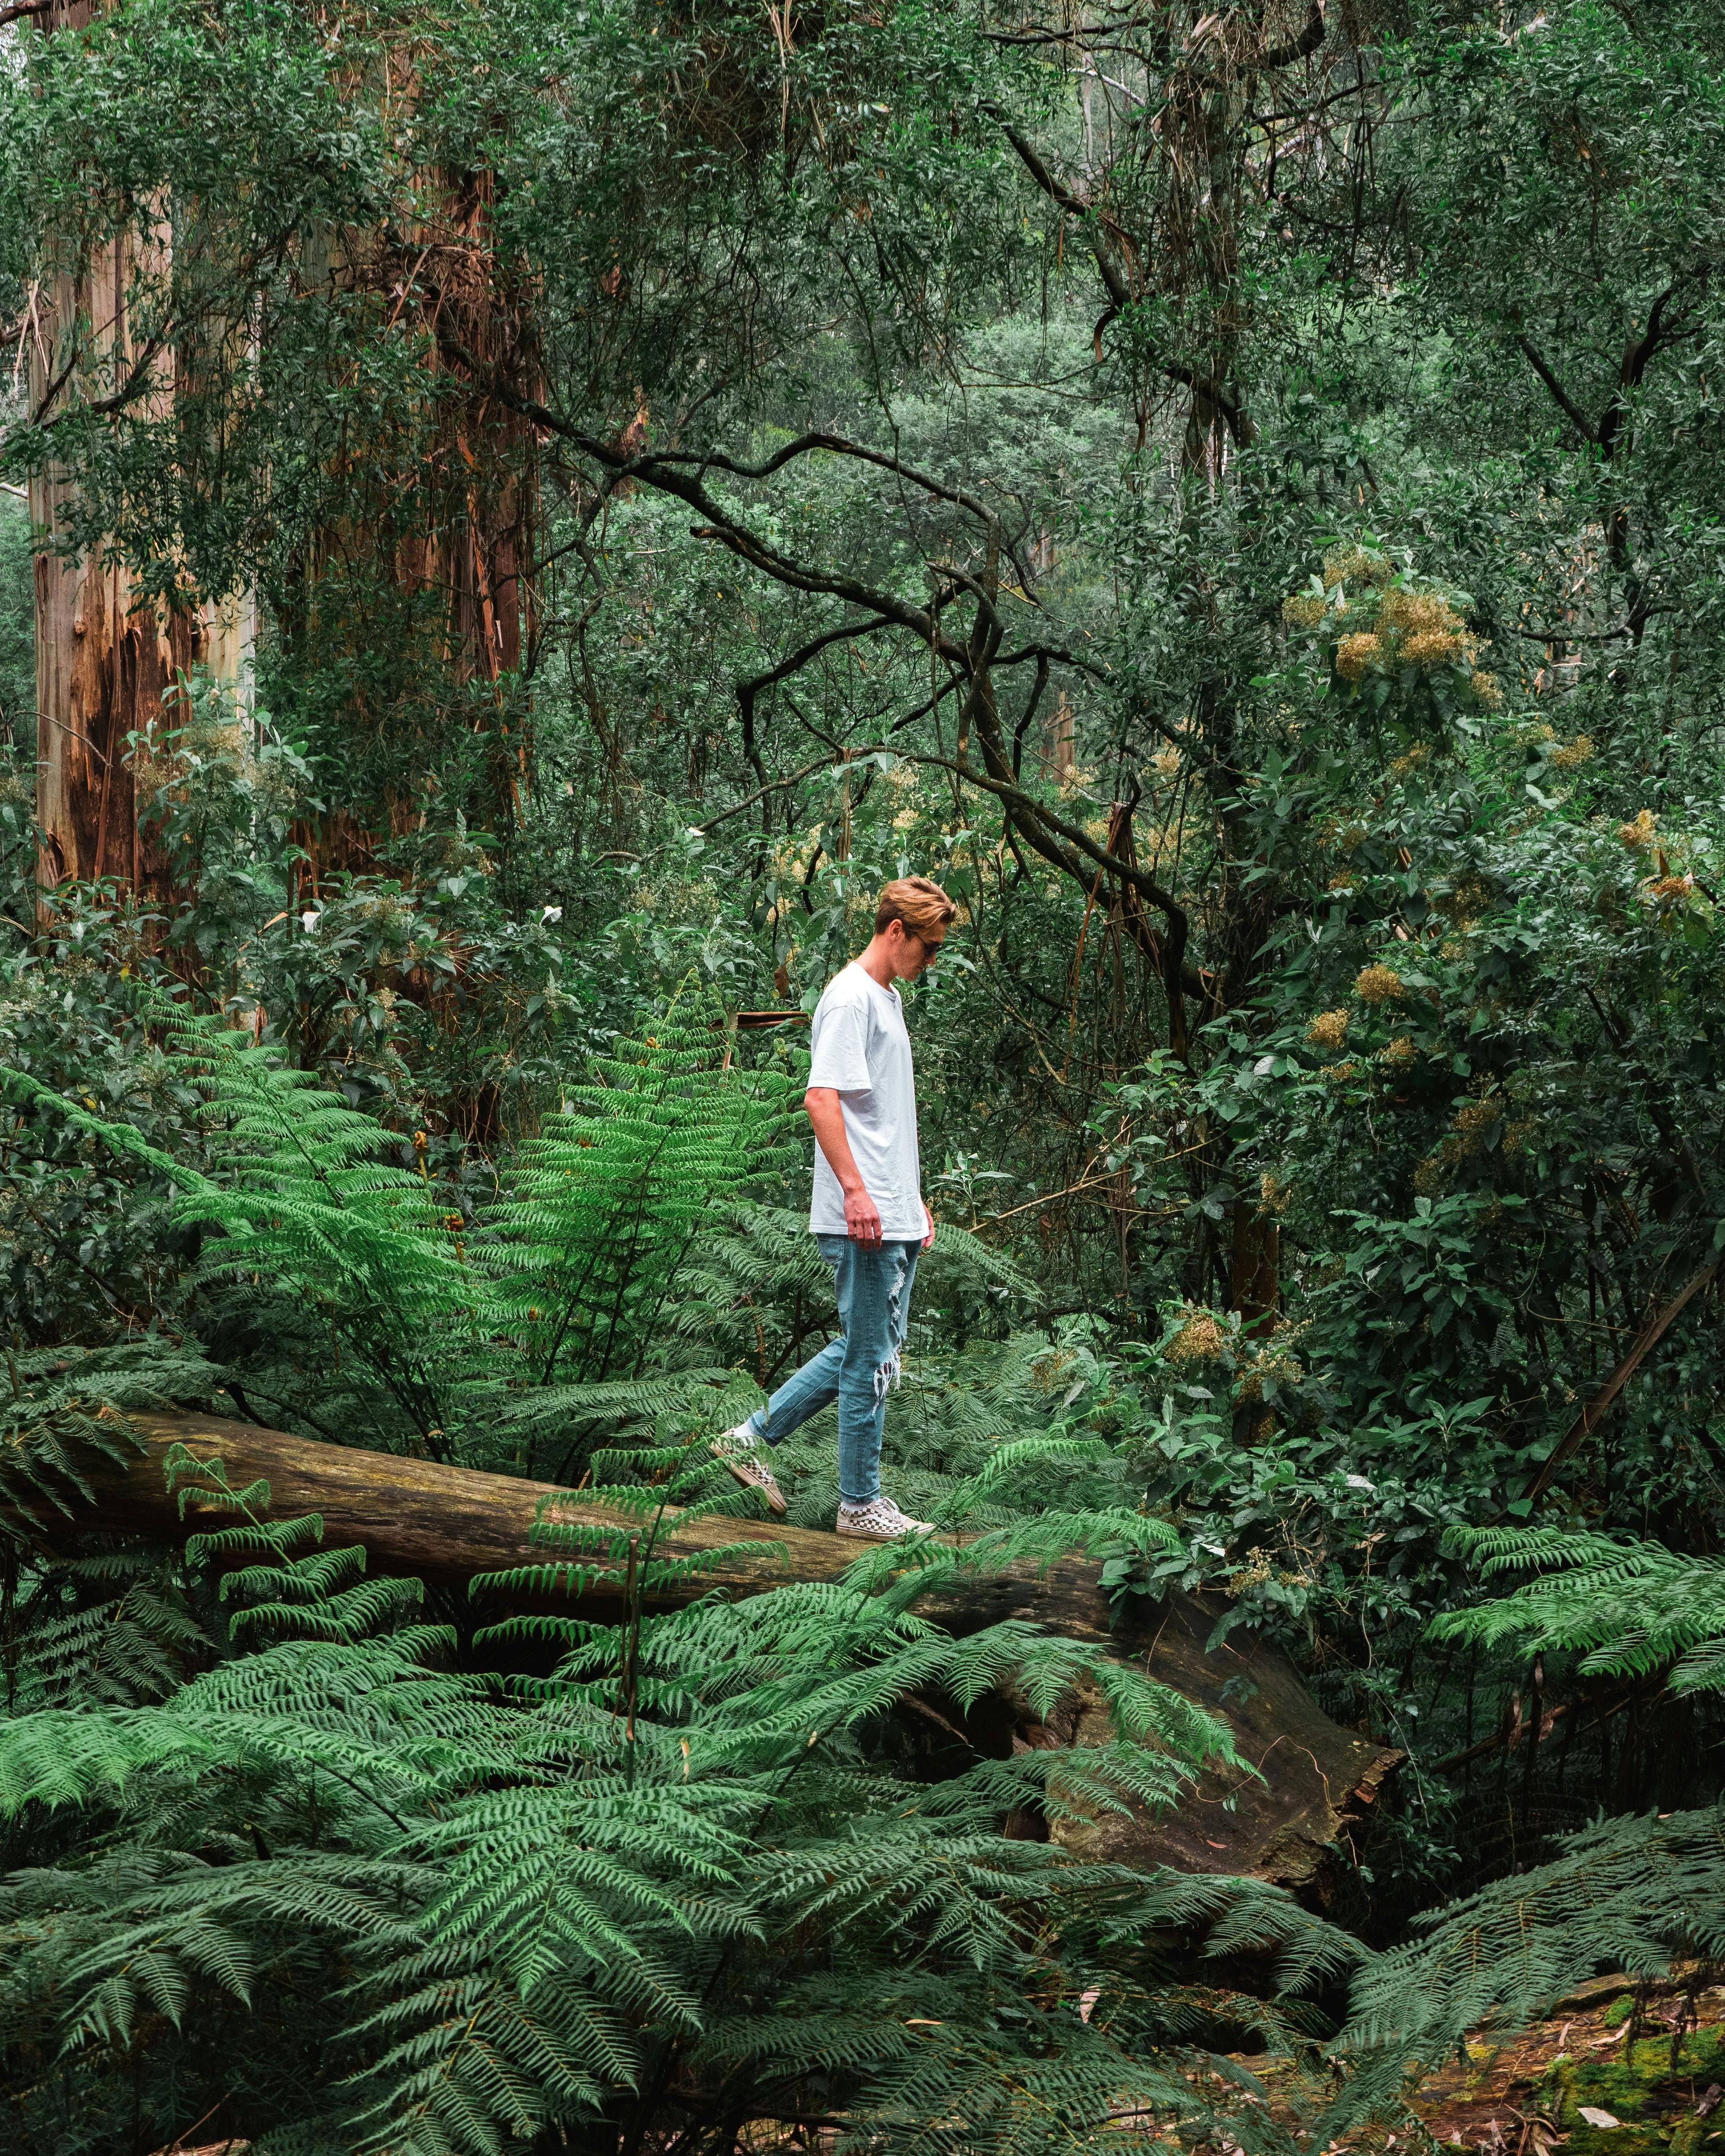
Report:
875,875,956,941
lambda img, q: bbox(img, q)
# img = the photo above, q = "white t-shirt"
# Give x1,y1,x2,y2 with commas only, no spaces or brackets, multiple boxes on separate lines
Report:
806,961,924,1239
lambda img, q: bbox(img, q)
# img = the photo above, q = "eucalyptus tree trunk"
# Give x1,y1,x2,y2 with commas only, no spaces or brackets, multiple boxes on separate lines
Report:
26,8,528,900
27,0,254,902
281,160,537,876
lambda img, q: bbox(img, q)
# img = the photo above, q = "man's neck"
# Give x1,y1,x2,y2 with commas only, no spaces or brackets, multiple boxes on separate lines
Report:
856,937,899,992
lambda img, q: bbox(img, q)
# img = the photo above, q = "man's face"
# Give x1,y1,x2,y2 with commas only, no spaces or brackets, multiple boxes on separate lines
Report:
887,919,946,981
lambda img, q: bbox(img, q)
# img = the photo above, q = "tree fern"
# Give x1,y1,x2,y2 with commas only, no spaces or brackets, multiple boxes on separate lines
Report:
1323,1803,1725,2143
1432,1524,1725,1694
0,1336,218,1543
484,988,799,1393
0,1425,1333,2156
167,1006,479,1448
0,1341,223,1730
0,998,1384,2156
5,1549,208,1712
1,1015,474,1451
0,984,799,1471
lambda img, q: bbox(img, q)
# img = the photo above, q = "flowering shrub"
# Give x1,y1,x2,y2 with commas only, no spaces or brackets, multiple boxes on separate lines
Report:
1280,544,1499,737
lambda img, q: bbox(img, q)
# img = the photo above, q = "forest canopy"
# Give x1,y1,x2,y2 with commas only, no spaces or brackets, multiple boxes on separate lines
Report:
3,0,1725,2149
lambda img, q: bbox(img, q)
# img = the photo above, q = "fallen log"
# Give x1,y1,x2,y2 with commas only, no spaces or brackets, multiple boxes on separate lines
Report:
57,1410,1396,1897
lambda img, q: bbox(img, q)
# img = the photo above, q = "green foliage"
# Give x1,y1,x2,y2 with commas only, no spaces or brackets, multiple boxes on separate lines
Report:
0,1335,217,1550
1327,1804,1725,2142
163,1003,479,1443
1433,1527,1725,1697
7,0,1725,2138
1,982,798,1464
485,991,801,1397
0,1427,1314,2156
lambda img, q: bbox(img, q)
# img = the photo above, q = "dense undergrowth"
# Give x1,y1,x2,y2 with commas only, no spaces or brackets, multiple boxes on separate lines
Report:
4,0,1725,2146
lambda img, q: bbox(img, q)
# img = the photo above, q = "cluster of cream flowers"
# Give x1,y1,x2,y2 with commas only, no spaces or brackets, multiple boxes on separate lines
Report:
1281,547,1499,710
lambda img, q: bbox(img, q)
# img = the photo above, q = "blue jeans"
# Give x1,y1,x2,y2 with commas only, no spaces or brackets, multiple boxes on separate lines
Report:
744,1235,920,1506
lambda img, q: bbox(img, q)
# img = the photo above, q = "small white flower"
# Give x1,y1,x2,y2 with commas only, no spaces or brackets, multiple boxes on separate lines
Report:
542,905,562,924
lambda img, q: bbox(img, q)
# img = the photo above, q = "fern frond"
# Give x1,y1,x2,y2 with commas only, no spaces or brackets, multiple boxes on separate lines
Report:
1325,1803,1725,2141
482,986,798,1398
1432,1524,1725,1692
0,1340,218,1542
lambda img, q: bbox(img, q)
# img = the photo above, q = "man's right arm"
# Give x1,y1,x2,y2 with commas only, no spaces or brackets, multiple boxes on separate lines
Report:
805,1088,883,1247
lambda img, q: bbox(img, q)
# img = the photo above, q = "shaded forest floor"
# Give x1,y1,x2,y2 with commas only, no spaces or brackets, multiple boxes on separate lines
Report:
1407,1971,1725,2156
1232,1971,1725,2156
135,1972,1725,2156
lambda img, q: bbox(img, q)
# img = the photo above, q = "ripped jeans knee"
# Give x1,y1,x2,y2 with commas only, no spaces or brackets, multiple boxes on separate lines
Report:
812,1233,921,1507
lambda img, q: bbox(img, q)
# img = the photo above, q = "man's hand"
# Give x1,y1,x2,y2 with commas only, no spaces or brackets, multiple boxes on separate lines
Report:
921,1200,935,1252
806,1087,884,1246
845,1186,885,1247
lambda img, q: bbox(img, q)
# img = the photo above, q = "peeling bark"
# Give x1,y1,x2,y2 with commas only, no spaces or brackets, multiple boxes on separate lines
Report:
27,4,256,903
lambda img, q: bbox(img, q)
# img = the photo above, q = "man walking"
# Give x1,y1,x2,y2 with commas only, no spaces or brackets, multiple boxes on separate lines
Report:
714,875,955,1538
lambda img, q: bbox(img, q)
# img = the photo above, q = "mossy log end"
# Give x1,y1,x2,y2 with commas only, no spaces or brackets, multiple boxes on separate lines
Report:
60,1411,1396,1897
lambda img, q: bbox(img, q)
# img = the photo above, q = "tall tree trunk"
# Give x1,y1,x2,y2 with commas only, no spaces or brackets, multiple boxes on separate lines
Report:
27,0,255,904
1229,1195,1280,1335
288,159,537,880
